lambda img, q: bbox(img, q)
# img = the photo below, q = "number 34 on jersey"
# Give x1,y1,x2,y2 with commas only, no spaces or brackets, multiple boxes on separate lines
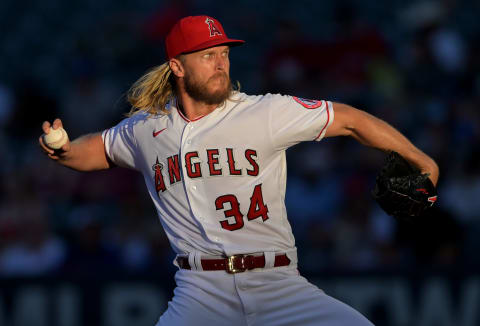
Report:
215,184,269,231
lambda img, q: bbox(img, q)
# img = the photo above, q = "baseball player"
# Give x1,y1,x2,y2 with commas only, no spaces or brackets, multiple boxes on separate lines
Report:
39,15,439,326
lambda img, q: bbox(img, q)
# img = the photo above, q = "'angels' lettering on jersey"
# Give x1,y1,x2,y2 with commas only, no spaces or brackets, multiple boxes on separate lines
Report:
153,147,260,195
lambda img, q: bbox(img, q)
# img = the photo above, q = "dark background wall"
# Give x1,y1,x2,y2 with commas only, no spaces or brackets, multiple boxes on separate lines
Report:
0,1,479,325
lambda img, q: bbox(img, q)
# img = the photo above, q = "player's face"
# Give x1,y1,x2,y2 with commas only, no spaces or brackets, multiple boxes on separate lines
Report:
182,46,231,105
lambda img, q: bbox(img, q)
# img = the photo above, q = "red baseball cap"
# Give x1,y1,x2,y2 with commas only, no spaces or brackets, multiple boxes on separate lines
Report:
165,15,245,60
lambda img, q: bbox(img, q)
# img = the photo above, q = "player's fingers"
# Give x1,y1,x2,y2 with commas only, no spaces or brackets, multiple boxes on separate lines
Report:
38,135,54,155
52,118,63,130
42,121,51,134
47,153,60,160
61,141,71,152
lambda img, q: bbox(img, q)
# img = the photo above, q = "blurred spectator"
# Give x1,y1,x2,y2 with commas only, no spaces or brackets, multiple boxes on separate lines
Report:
441,147,480,223
263,19,312,94
142,0,191,43
109,197,156,272
0,83,14,128
62,216,121,276
60,56,121,136
395,206,464,269
0,197,66,276
6,80,59,142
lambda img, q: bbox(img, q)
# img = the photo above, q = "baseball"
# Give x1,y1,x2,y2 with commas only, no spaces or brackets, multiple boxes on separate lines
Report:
43,127,69,150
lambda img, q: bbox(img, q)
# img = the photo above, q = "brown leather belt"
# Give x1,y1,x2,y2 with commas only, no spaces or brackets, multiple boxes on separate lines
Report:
177,254,291,274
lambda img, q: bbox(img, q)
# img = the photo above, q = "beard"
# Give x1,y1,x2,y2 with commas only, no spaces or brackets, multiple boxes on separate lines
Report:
184,71,232,105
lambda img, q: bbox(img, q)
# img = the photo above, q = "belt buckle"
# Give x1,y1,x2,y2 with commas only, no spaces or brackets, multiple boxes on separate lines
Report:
226,254,247,274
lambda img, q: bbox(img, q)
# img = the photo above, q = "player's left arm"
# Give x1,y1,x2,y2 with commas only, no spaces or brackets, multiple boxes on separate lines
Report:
325,102,439,186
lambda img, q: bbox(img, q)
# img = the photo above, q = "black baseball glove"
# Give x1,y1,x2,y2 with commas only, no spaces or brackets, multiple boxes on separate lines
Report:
372,151,437,221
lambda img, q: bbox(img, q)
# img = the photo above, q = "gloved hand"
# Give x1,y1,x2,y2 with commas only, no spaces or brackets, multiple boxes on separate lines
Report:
372,151,438,221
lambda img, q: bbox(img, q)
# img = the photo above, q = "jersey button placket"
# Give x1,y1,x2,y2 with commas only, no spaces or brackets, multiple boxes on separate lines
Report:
187,123,194,144
181,122,194,202
180,122,210,233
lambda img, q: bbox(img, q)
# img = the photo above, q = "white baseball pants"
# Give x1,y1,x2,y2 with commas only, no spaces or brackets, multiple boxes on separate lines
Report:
155,266,374,326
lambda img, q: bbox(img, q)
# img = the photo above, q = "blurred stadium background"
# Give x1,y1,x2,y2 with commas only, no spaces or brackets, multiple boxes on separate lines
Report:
0,0,479,325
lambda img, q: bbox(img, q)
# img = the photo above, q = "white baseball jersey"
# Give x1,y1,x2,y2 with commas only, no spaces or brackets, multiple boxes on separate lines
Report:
102,92,334,258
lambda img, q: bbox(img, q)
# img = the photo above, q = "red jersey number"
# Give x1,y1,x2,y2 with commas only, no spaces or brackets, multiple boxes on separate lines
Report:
215,184,269,231
215,194,244,231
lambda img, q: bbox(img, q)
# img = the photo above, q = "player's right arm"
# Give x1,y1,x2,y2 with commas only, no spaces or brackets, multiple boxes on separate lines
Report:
39,119,111,171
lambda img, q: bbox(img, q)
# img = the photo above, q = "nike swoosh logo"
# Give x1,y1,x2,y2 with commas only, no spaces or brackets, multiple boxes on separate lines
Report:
153,128,167,137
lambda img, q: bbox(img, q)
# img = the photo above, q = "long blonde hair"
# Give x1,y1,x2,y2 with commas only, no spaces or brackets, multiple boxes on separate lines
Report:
126,61,241,117
127,62,174,117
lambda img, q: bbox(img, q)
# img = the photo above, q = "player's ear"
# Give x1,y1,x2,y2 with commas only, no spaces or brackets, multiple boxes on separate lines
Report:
169,58,185,78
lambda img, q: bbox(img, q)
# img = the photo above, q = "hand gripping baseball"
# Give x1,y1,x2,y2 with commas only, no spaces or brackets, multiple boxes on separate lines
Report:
39,118,71,160
372,151,438,222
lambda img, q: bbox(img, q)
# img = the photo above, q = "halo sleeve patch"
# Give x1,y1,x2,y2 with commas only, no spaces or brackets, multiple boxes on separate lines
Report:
292,97,324,109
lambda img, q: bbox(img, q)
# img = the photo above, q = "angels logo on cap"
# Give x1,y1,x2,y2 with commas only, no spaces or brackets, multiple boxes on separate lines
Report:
165,15,245,59
205,17,222,37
